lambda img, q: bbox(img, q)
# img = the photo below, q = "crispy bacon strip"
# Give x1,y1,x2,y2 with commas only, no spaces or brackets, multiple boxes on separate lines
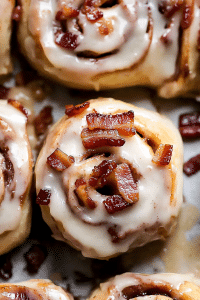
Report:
65,102,90,117
34,106,53,136
47,148,74,171
89,159,117,188
152,144,173,166
81,128,125,149
112,163,139,204
179,112,200,139
86,111,136,136
74,178,96,209
8,99,28,118
36,189,51,205
183,154,200,176
103,195,132,215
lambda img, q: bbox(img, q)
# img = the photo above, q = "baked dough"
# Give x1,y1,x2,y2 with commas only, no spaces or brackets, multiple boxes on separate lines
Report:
35,98,183,259
0,100,33,255
0,279,74,300
0,0,14,76
88,272,200,300
17,0,200,97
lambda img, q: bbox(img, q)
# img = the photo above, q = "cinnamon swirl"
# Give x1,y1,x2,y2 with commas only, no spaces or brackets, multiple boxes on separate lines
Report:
88,272,200,300
17,0,200,97
35,98,183,259
0,100,33,255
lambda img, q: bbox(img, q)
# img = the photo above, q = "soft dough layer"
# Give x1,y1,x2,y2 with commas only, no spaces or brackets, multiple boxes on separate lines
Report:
35,98,183,259
0,0,14,76
0,100,33,255
88,273,200,300
17,0,200,97
0,279,74,300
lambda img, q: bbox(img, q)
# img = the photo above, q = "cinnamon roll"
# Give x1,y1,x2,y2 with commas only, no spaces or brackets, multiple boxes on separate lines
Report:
17,0,200,97
0,100,33,255
0,279,74,300
35,98,183,259
88,272,200,300
0,0,14,76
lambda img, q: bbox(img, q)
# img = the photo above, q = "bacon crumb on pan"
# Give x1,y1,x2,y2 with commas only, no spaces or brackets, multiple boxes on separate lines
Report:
179,112,200,139
183,154,200,176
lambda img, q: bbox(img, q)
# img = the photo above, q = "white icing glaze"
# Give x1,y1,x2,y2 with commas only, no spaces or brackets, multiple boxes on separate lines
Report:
0,100,32,235
35,98,183,259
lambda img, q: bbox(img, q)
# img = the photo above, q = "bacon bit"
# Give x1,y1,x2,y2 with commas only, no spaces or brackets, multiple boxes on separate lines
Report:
47,148,74,171
158,0,183,18
84,6,103,22
8,99,28,118
74,178,96,209
56,6,79,21
36,189,51,205
86,111,136,137
81,128,125,149
179,112,200,139
152,144,173,166
0,85,9,99
55,31,78,50
65,102,90,117
89,159,117,188
183,154,200,176
107,224,120,243
113,163,139,204
181,4,193,29
0,146,14,186
34,106,53,136
98,18,113,35
104,195,132,214
12,5,22,21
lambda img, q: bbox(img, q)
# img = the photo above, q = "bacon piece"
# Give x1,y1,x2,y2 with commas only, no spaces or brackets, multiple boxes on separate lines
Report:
98,18,113,35
8,99,28,118
36,189,51,205
34,106,53,136
183,154,200,176
12,5,22,21
86,111,136,137
74,178,96,209
55,32,78,50
152,144,173,166
81,128,125,149
104,195,132,215
112,163,139,204
89,159,117,188
85,6,103,22
56,6,79,21
179,112,200,139
65,102,90,117
0,85,9,99
47,148,74,171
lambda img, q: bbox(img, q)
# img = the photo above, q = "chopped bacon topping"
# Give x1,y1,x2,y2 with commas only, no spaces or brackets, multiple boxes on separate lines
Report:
55,31,78,50
65,102,90,117
56,6,79,21
86,111,136,136
113,163,139,204
0,85,9,99
181,4,193,29
89,159,117,188
34,106,53,136
12,5,22,21
179,112,200,139
8,99,28,118
74,178,96,209
183,154,200,176
84,6,103,22
98,18,113,35
36,189,51,205
81,128,125,148
47,148,74,171
152,144,173,166
104,195,132,215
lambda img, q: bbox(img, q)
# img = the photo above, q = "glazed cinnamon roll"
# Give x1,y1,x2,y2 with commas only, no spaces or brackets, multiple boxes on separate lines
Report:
17,0,200,97
0,100,33,255
0,279,73,300
35,98,183,259
0,0,14,76
88,272,200,300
